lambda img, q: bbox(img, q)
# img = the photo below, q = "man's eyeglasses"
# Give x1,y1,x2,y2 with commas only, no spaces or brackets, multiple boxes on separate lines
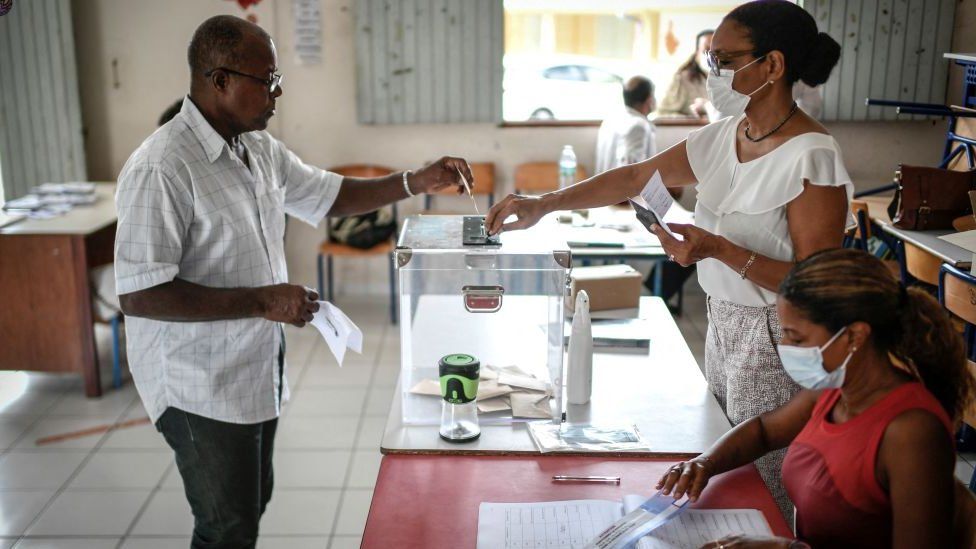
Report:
705,49,759,76
205,67,283,93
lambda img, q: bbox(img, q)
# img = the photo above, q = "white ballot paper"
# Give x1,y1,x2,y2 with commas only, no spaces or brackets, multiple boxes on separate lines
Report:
478,492,771,549
309,301,362,366
631,171,678,239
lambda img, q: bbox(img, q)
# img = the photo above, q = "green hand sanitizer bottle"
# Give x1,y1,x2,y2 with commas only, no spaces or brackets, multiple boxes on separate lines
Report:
438,354,481,442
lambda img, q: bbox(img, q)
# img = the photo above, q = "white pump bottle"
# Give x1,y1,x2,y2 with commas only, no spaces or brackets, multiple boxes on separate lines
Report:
567,290,593,405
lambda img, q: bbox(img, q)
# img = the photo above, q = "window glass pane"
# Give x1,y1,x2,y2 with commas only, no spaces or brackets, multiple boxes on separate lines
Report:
503,1,746,122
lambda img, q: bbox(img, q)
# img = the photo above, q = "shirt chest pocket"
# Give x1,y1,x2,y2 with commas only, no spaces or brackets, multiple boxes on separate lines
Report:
257,186,286,243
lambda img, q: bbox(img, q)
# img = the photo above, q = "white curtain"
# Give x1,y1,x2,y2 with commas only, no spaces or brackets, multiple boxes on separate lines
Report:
0,0,86,201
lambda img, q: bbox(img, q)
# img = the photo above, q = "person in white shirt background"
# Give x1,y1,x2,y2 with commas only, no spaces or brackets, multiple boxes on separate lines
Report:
595,76,657,175
115,15,471,548
487,0,849,521
594,76,694,311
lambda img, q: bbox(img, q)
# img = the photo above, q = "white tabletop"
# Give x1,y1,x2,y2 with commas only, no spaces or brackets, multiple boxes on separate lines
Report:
553,205,687,259
381,296,732,457
0,183,117,236
878,220,972,269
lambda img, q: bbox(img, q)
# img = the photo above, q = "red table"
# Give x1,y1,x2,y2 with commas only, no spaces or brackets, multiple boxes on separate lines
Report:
363,455,792,548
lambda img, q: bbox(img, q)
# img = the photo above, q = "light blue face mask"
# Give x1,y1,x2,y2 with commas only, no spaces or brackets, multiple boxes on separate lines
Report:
777,327,853,390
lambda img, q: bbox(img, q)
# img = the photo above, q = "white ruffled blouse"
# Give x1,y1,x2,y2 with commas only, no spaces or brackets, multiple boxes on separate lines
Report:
687,114,853,307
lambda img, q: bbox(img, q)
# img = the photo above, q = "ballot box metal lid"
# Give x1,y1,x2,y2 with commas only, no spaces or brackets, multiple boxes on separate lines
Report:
395,215,571,269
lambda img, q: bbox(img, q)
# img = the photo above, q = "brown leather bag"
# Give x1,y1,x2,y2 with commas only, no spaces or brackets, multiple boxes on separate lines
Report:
887,165,976,230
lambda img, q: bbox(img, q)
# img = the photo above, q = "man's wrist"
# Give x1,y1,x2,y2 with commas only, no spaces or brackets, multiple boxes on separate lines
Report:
249,287,268,319
402,170,416,197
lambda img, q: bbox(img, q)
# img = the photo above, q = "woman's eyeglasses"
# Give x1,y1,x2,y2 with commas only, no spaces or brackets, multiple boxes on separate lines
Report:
704,49,758,76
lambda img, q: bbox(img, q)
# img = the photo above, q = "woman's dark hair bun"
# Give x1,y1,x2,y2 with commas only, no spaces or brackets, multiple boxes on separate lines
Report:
799,32,841,87
726,0,842,86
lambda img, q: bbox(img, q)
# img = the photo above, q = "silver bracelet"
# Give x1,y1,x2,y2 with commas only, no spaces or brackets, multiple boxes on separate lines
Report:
738,251,758,279
402,170,414,197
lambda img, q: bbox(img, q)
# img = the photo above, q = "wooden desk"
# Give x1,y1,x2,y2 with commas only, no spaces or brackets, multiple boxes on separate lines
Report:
0,184,117,396
381,297,732,457
362,455,792,548
860,193,972,270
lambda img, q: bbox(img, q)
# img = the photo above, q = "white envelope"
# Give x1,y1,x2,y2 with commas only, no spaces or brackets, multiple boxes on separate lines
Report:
409,379,442,396
477,397,512,414
511,392,552,419
310,301,363,367
633,170,678,239
497,373,550,394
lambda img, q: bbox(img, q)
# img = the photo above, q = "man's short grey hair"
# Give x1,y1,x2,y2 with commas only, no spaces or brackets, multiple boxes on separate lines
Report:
187,15,269,76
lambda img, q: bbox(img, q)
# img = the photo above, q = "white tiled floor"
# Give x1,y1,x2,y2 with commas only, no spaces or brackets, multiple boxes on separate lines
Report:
1,287,974,549
0,295,398,548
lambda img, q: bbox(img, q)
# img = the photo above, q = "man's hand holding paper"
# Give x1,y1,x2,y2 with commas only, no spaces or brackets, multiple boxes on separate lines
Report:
309,301,363,367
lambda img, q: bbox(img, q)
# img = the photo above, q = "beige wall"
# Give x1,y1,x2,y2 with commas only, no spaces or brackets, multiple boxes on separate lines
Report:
73,0,958,292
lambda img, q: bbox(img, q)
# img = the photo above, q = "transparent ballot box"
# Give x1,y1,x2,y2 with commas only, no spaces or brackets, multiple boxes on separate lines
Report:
395,215,571,425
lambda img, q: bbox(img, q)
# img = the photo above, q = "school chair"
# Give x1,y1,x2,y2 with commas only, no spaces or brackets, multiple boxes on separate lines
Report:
513,162,587,194
897,240,943,290
424,162,496,212
844,200,871,251
90,264,125,389
317,164,399,324
939,264,976,491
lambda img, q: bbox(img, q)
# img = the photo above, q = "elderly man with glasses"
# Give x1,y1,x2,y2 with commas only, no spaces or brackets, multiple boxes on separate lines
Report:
114,15,471,548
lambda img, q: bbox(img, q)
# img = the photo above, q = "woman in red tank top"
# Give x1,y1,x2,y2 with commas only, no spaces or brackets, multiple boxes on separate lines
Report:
658,248,974,548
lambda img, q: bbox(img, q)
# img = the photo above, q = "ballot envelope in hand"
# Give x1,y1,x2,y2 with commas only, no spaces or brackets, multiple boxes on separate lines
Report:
628,199,679,240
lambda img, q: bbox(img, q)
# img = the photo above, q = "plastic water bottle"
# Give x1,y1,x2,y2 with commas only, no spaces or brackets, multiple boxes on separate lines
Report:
567,290,593,405
558,145,577,189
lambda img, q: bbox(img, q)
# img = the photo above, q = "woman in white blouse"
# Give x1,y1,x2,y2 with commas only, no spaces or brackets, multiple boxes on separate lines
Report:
486,0,849,519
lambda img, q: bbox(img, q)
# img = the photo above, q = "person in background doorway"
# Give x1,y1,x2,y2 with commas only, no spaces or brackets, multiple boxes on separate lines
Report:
158,99,183,126
595,75,656,175
595,75,694,312
658,29,714,118
792,81,823,119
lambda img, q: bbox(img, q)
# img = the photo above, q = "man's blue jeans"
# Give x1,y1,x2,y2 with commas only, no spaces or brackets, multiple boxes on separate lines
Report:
156,407,278,549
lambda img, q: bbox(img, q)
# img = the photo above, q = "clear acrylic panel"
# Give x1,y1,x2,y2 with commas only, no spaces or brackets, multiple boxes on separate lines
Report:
396,215,570,425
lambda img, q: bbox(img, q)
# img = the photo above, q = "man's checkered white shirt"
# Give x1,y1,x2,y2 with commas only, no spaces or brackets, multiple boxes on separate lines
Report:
115,97,342,424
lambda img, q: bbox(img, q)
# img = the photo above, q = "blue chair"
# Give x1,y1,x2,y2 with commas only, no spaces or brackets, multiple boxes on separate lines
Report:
91,268,126,389
109,314,124,388
938,264,976,491
856,100,976,197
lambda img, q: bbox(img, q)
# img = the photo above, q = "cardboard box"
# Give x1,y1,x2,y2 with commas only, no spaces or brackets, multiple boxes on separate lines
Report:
566,264,642,312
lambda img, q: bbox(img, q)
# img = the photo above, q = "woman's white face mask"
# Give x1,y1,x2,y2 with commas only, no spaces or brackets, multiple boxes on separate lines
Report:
705,55,770,119
777,326,854,390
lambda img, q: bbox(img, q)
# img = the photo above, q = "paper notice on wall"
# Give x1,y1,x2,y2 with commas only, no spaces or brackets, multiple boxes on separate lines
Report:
292,0,322,65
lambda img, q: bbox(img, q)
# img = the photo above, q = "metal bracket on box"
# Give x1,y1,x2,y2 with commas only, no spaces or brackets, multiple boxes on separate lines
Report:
552,250,571,268
461,285,504,313
395,247,412,267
